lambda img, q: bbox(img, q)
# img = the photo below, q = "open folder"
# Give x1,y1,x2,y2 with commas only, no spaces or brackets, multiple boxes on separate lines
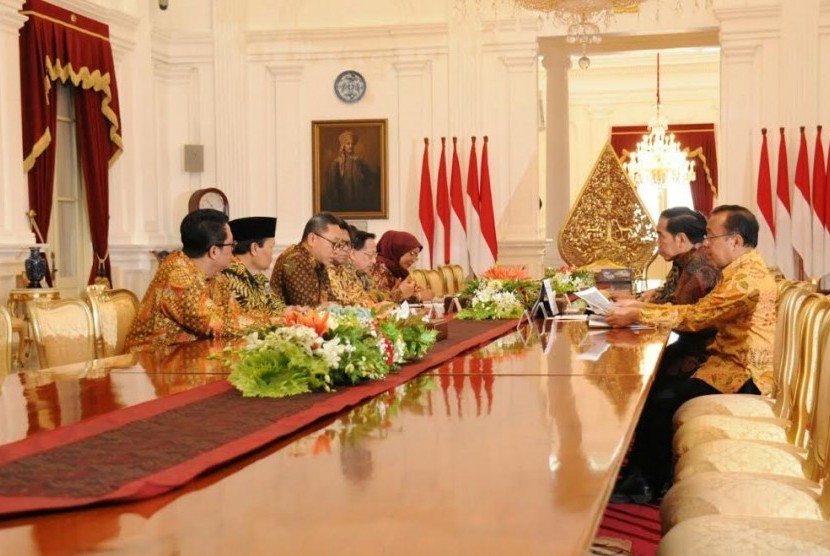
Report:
573,287,614,315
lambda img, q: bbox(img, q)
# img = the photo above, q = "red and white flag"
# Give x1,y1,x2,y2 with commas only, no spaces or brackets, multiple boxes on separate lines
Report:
756,129,776,265
811,126,827,279
465,137,484,275
791,127,812,276
435,138,451,265
479,136,498,268
449,137,469,273
774,128,794,279
418,138,435,268
825,138,830,281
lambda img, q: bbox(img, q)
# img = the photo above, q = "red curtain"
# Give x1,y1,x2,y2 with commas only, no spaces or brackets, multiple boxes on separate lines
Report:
19,0,123,285
611,123,717,217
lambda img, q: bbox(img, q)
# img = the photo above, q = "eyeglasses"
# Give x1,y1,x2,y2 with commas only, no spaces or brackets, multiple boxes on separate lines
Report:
313,232,350,250
704,232,736,241
215,240,237,249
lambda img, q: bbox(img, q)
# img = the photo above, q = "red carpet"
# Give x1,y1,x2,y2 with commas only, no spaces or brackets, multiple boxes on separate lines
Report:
596,503,661,555
0,318,521,518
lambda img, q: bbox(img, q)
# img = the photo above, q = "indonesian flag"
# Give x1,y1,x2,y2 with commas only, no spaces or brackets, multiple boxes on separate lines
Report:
812,126,827,279
479,136,499,266
775,128,794,279
792,127,812,276
418,138,435,268
435,137,451,265
825,138,830,281
449,137,468,273
756,129,776,265
465,137,484,275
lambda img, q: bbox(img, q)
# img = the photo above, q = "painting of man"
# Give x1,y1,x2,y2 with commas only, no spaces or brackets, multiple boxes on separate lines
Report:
313,119,387,219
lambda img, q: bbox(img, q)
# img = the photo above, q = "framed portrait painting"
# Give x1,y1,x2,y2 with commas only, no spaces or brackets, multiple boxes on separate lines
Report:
312,119,388,219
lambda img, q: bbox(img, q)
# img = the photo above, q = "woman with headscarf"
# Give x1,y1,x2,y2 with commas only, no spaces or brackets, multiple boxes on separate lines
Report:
370,230,434,303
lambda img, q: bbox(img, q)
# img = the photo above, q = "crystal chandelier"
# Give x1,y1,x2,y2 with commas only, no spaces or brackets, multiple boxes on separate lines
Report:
512,1,645,43
624,53,695,190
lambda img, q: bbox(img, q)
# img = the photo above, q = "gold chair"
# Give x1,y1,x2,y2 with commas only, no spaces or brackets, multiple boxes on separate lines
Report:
410,269,428,292
439,265,457,295
425,269,446,298
0,306,11,376
85,288,140,358
27,298,96,368
450,264,465,292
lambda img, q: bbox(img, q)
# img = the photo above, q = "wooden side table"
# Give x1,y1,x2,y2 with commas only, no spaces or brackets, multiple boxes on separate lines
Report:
7,288,60,367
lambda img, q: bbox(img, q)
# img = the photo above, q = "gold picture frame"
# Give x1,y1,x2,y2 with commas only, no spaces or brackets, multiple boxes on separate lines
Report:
312,119,388,219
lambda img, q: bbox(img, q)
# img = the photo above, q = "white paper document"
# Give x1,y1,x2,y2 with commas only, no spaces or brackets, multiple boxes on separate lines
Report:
573,287,614,315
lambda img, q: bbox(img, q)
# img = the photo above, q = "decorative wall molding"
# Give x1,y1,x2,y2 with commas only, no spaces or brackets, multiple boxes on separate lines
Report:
0,0,26,35
151,30,214,65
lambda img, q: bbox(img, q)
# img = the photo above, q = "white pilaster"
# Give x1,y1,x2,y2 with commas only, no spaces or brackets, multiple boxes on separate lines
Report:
213,0,248,216
0,1,34,247
540,44,570,269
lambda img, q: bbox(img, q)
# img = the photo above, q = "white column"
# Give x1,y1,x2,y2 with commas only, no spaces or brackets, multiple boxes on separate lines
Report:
541,44,570,269
213,0,247,214
0,0,33,247
267,63,304,248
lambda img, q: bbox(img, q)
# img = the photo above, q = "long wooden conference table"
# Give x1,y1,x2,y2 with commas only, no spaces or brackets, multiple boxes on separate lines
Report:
0,319,667,555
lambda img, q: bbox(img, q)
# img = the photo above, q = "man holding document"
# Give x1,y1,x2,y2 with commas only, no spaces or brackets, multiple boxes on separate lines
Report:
605,205,777,503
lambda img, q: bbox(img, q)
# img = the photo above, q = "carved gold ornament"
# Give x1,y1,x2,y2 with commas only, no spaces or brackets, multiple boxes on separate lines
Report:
558,142,657,276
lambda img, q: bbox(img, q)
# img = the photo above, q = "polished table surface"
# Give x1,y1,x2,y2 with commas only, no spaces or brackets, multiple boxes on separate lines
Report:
0,321,668,555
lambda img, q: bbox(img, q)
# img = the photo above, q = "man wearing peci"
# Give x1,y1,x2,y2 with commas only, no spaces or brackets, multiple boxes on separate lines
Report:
223,216,284,314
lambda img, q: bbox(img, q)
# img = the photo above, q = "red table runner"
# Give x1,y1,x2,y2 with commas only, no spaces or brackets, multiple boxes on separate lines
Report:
0,318,520,517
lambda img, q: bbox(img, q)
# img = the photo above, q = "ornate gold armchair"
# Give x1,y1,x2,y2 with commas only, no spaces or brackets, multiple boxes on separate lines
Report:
559,143,658,279
27,298,96,368
85,288,140,358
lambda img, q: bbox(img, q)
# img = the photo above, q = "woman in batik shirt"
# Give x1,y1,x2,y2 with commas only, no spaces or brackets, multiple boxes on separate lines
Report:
369,231,433,303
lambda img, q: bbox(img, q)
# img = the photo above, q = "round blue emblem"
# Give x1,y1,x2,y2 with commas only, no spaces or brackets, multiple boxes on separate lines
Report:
334,70,366,103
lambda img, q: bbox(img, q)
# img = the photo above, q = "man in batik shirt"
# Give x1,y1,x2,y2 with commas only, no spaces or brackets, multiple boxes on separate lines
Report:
223,216,284,314
126,209,264,348
328,228,391,306
270,212,346,307
607,205,777,503
645,207,721,378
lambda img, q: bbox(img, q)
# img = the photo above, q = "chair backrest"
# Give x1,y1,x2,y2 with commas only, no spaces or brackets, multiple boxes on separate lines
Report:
85,288,140,358
425,269,446,298
410,269,428,292
450,264,465,292
783,294,830,449
770,284,814,414
27,298,96,368
0,306,11,377
438,265,457,295
801,297,830,488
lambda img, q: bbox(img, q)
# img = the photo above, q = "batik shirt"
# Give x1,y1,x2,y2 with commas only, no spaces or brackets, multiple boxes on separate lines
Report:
640,250,777,394
368,263,406,303
270,243,330,307
650,246,721,377
126,251,259,348
327,264,383,307
223,258,284,314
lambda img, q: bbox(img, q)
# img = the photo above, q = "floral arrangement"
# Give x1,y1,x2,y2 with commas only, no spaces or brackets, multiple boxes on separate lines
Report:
456,264,540,320
544,265,596,295
226,306,438,398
